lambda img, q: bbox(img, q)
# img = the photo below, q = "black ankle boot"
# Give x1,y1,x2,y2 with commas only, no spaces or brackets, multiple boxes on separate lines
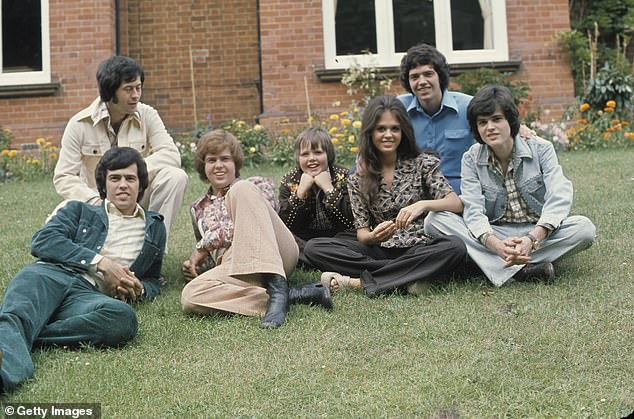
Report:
260,274,289,329
289,283,333,310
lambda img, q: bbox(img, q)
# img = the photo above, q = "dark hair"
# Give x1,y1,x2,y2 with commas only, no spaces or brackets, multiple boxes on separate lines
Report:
95,147,148,201
358,96,419,202
194,129,244,181
293,127,335,168
399,43,450,94
467,85,520,144
97,56,145,102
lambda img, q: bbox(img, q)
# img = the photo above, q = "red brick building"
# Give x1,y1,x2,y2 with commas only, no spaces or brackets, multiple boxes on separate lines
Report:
1,0,575,148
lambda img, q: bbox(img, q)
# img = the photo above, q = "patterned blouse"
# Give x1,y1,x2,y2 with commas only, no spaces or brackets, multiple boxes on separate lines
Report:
348,153,453,248
278,165,354,240
190,176,277,264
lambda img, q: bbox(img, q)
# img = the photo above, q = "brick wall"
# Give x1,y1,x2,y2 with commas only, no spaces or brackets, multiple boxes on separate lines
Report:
2,0,575,147
0,0,116,147
124,0,261,135
258,0,576,128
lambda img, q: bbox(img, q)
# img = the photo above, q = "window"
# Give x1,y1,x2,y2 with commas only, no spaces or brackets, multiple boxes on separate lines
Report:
322,0,508,69
0,0,50,86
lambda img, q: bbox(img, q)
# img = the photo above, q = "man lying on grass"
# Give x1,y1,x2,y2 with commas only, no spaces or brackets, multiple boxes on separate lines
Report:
0,147,165,393
425,85,596,286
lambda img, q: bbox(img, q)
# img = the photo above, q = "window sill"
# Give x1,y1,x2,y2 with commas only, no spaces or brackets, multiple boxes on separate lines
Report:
0,80,61,98
315,60,522,82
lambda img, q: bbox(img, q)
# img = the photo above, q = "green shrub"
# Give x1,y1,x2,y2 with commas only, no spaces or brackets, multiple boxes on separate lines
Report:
0,137,59,181
562,100,634,150
582,62,633,121
453,68,537,123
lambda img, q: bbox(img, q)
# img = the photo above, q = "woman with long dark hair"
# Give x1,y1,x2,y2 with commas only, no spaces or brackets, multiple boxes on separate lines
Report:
304,96,467,297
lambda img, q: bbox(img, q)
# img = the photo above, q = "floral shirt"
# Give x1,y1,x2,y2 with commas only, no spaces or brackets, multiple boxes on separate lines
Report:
348,153,453,248
278,165,354,239
190,176,277,264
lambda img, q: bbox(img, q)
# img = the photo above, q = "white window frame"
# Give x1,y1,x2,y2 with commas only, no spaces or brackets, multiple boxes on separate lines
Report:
322,0,508,69
0,0,51,86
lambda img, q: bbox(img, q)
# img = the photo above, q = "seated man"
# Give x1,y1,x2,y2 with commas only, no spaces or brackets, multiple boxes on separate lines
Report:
0,147,166,393
425,85,596,286
53,55,187,244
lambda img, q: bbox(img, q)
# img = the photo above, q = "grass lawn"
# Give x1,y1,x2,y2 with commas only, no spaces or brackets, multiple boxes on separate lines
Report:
0,148,632,417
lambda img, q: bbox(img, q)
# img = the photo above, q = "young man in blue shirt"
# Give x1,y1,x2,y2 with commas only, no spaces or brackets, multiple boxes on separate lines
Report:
397,44,474,194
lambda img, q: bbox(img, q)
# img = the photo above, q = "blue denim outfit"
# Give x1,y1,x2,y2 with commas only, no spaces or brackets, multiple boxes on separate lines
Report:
398,90,474,194
425,136,596,286
0,201,165,392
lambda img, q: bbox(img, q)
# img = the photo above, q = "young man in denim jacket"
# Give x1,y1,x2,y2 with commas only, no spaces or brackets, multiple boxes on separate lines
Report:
425,85,596,286
0,147,165,393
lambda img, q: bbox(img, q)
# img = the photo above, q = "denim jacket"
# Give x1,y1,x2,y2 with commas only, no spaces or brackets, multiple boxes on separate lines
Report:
460,135,573,239
30,200,166,299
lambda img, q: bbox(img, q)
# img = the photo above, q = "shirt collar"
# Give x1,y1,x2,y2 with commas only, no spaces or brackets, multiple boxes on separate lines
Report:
105,199,145,220
407,90,459,116
91,99,141,127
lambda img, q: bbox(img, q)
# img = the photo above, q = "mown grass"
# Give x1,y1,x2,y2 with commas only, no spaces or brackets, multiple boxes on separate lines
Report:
0,149,632,417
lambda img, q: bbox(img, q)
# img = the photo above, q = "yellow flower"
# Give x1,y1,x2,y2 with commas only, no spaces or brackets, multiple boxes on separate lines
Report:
8,150,17,157
249,147,257,153
339,111,348,117
348,135,355,143
45,141,52,148
579,103,590,112
622,121,630,127
328,127,338,135
331,138,339,144
1,149,8,156
353,108,360,114
336,133,344,139
329,114,339,121
50,153,57,159
307,116,313,125
253,124,263,131
32,159,40,165
50,146,58,152
606,100,616,108
350,146,359,153
341,118,351,126
352,121,362,129
36,137,45,145
624,132,634,141
281,118,290,124
281,129,289,135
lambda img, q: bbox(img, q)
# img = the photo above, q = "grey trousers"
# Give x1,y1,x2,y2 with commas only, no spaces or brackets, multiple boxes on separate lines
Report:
424,211,596,286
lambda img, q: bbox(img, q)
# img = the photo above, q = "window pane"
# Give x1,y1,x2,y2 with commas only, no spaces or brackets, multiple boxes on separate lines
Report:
450,0,486,50
393,0,435,53
2,0,43,72
335,0,376,55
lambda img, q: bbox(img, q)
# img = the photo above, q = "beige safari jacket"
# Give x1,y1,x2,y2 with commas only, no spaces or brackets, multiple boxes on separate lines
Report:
54,98,181,203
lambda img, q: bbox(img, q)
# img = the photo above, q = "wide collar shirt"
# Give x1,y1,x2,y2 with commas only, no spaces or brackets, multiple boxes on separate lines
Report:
397,90,474,194
348,153,453,248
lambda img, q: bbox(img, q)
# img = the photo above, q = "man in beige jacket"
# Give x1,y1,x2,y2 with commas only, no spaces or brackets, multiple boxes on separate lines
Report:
53,56,187,243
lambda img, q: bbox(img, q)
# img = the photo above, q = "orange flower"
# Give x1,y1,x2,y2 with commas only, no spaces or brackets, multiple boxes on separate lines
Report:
606,100,616,108
576,119,587,124
604,107,614,112
579,103,590,112
624,132,634,141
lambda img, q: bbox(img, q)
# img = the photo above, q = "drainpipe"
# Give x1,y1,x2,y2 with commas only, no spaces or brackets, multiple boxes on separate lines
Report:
115,0,121,55
256,0,264,122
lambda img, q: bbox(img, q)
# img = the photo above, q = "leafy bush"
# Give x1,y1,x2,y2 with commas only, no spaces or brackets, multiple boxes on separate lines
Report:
453,68,538,122
555,30,592,96
582,62,633,121
561,100,633,150
340,54,393,106
0,137,59,181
